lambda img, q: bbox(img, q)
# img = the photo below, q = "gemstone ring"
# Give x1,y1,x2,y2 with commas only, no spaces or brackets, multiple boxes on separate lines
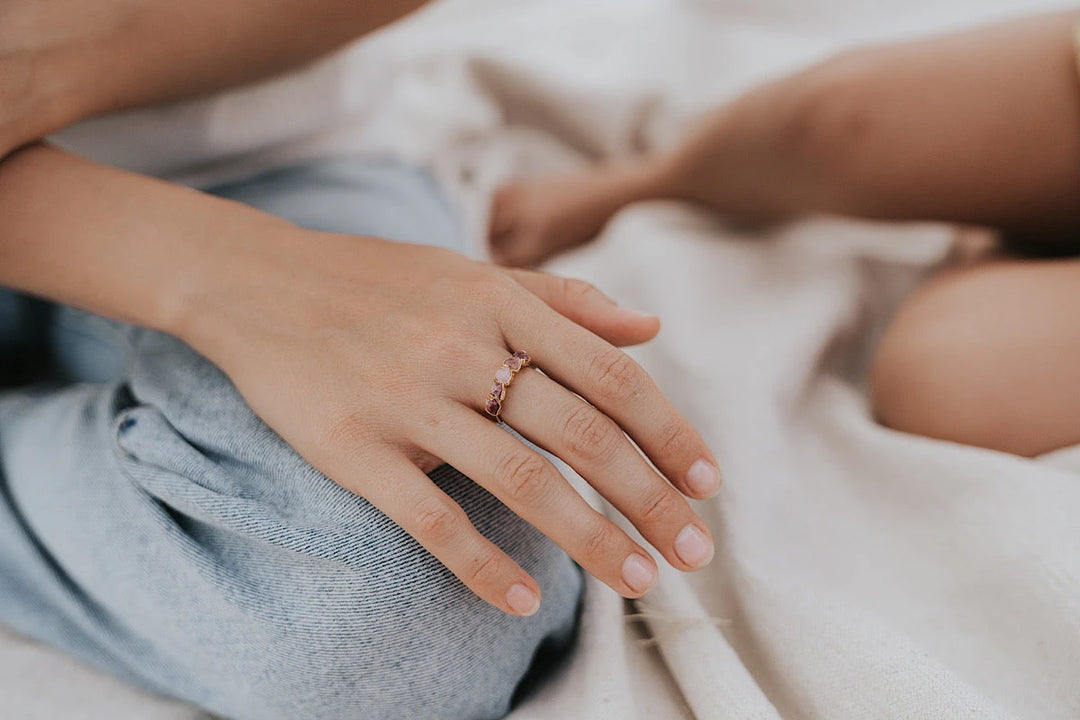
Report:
485,351,531,421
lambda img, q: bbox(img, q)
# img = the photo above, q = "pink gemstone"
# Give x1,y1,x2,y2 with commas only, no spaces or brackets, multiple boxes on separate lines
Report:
494,367,513,384
505,356,523,372
490,383,505,400
513,350,531,365
485,397,501,416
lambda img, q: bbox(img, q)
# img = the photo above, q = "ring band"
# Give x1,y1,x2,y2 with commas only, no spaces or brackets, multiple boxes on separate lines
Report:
485,350,531,421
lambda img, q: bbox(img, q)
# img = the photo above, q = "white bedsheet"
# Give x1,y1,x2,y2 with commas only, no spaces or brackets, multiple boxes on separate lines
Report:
6,0,1080,717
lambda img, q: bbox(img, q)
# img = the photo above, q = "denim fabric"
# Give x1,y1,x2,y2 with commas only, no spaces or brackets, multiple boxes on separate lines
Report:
0,158,582,720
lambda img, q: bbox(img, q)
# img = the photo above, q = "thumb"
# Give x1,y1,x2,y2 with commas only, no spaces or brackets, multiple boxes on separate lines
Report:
503,268,660,347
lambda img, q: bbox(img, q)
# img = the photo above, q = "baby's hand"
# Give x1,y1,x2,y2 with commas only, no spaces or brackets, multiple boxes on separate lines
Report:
489,162,664,267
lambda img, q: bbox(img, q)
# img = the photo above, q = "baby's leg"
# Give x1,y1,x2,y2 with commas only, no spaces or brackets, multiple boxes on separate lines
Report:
871,255,1080,457
491,10,1080,267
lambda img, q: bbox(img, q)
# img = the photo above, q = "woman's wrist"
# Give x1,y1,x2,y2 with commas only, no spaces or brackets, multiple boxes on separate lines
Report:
163,212,313,359
0,144,295,342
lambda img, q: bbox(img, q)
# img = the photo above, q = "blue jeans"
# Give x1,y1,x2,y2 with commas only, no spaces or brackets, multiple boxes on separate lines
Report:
0,159,582,720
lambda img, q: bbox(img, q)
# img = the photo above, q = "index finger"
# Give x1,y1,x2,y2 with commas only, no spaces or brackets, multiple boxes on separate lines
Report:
502,269,661,348
499,294,722,500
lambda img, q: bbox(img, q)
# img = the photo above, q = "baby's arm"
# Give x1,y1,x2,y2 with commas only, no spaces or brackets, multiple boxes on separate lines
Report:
668,10,1080,244
491,10,1080,266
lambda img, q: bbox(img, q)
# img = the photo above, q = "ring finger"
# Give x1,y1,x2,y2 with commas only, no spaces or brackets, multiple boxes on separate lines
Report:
497,366,714,572
412,402,660,598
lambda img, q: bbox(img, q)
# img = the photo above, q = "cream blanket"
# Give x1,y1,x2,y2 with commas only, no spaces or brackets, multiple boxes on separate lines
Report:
5,0,1080,717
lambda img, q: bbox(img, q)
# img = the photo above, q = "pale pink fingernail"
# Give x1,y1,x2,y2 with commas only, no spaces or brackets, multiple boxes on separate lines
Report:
686,459,721,497
506,583,540,617
621,553,657,594
674,524,714,569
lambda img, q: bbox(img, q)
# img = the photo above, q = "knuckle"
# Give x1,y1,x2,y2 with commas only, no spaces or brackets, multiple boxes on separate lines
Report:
581,522,617,564
562,403,619,461
657,417,690,457
638,486,681,525
458,267,516,308
420,408,452,431
319,410,367,450
411,497,461,544
488,275,529,323
491,269,523,297
562,277,603,306
467,548,504,587
590,349,645,403
498,452,552,506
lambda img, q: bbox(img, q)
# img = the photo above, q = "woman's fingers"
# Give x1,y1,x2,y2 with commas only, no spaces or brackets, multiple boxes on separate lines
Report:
332,449,542,617
412,402,661,599
504,269,661,348
498,368,714,571
501,295,723,501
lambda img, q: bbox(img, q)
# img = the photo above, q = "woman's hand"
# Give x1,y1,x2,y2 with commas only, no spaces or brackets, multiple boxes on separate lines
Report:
0,145,719,617
179,230,721,616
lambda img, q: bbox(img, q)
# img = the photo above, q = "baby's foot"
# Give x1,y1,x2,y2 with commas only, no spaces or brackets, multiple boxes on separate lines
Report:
488,162,666,267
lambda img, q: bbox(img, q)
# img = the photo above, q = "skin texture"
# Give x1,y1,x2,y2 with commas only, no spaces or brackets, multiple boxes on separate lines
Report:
0,145,721,616
490,10,1080,457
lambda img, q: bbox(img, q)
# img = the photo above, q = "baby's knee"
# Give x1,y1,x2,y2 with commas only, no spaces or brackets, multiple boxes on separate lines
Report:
869,262,1074,456
869,266,1009,451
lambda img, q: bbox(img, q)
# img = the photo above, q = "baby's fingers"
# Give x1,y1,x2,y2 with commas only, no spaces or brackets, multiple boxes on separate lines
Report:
504,269,660,347
340,451,542,617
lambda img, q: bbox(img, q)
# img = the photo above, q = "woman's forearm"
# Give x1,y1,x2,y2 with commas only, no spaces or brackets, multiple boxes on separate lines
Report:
665,10,1080,236
0,0,430,156
0,143,288,335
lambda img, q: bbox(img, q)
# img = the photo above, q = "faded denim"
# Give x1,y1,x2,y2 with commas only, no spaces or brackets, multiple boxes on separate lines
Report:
0,159,582,720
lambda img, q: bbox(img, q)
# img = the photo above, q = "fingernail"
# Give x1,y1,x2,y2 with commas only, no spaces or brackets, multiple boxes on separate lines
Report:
674,524,714,569
621,553,657,594
506,583,541,617
623,308,658,320
686,459,721,497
